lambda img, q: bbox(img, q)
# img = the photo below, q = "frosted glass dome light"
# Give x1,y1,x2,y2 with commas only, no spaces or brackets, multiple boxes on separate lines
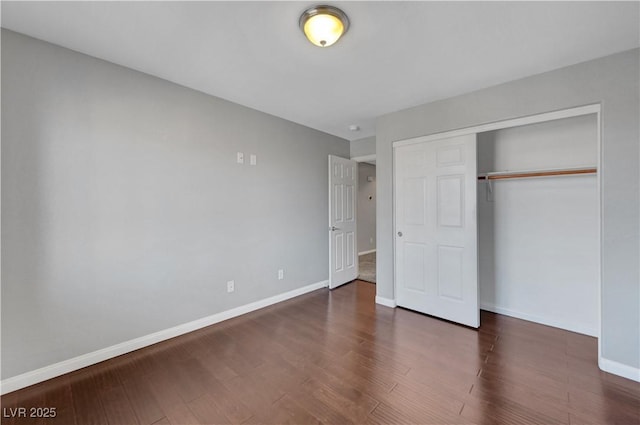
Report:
299,5,350,47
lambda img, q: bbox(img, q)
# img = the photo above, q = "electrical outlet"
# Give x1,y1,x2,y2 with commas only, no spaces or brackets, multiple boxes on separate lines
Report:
278,269,284,280
227,280,235,293
250,154,257,165
236,152,244,164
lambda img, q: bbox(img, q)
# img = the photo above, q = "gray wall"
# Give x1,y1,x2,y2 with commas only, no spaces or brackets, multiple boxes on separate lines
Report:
350,136,376,158
376,49,640,370
1,30,349,379
357,163,376,253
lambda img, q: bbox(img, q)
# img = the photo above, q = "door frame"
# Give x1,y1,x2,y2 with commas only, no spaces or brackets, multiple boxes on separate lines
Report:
351,154,376,165
391,103,602,354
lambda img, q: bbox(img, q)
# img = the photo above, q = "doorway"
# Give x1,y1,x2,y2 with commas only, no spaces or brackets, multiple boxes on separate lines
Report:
357,160,376,283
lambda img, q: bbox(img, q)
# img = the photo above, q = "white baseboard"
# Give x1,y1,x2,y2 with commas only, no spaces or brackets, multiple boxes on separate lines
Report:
358,249,376,256
0,280,329,395
375,296,396,308
480,302,597,337
599,357,640,382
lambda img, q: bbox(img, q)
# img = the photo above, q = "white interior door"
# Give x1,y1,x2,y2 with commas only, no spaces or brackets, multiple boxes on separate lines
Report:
329,155,358,289
394,134,479,327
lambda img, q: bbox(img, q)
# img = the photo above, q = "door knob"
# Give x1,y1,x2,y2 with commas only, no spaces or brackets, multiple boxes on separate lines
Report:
330,226,340,231
397,231,403,237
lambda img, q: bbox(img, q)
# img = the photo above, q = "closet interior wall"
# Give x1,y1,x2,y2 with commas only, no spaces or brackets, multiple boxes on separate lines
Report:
477,114,599,336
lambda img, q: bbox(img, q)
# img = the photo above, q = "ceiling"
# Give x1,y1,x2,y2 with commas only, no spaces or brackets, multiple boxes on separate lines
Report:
2,1,638,141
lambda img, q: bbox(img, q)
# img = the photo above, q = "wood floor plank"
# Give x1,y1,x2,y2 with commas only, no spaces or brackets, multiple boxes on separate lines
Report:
169,360,208,403
2,280,639,425
121,376,165,425
187,393,231,425
370,400,430,424
46,406,77,425
391,382,464,419
163,402,201,425
468,376,570,424
112,351,164,383
99,385,140,425
69,372,109,425
257,394,322,425
143,371,184,410
342,349,411,377
186,366,253,424
300,377,378,423
222,373,281,414
291,389,355,425
193,350,240,383
196,390,251,425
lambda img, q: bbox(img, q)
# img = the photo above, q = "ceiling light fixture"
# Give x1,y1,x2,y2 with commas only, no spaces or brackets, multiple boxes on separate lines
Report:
299,5,350,47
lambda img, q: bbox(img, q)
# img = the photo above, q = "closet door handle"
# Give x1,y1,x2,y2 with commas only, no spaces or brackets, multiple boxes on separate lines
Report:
397,231,403,237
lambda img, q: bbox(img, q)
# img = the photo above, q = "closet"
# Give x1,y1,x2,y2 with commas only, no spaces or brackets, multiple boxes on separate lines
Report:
477,114,598,336
394,107,599,336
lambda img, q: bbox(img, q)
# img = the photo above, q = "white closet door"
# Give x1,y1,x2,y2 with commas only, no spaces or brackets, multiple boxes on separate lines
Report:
395,134,479,327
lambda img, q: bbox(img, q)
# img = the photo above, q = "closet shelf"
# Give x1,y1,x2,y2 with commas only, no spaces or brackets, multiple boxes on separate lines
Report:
478,166,597,181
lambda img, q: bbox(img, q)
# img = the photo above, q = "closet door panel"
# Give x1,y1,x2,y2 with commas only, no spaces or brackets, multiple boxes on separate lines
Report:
437,245,464,300
404,242,427,292
395,134,479,328
437,175,464,227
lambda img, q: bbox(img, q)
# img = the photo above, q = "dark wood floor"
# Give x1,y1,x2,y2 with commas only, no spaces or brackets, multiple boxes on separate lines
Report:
2,280,639,425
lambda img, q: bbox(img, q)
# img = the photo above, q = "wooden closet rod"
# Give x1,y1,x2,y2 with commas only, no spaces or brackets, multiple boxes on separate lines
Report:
478,167,597,181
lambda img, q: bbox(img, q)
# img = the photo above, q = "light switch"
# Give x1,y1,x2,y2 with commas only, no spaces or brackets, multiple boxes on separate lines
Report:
250,154,257,166
237,152,244,164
